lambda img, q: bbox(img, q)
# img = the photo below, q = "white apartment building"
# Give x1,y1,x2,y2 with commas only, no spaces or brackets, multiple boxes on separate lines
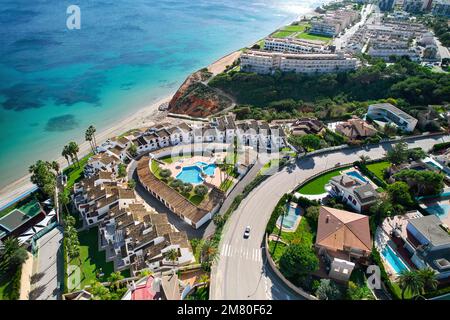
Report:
241,50,357,74
264,38,329,54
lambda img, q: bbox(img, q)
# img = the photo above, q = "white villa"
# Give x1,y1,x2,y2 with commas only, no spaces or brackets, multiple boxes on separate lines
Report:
367,103,418,132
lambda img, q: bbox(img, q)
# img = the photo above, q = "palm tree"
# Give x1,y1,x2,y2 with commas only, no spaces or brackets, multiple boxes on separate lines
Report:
51,161,60,176
107,272,124,291
359,155,370,164
59,190,70,215
85,127,94,153
165,248,179,265
398,269,423,299
200,240,219,266
88,125,97,150
417,268,438,294
62,145,71,167
68,141,80,167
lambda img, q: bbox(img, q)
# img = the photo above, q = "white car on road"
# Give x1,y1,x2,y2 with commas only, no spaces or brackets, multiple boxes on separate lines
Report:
243,226,251,239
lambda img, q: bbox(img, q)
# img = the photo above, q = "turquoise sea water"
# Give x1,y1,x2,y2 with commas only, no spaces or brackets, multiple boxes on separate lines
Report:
0,0,324,188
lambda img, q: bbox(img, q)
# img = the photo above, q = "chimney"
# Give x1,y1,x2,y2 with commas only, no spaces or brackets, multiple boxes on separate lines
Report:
326,215,330,223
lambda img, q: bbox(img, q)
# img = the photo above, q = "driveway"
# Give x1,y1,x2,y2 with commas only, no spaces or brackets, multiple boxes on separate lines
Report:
210,134,450,300
29,226,64,300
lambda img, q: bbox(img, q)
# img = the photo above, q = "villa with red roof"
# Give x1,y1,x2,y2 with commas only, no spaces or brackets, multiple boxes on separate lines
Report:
316,206,372,263
315,206,373,282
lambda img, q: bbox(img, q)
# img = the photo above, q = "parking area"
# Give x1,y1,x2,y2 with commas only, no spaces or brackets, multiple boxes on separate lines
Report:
30,226,64,300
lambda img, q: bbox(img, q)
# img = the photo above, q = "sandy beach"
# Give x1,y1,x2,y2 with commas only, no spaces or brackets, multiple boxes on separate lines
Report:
0,94,172,209
0,48,244,209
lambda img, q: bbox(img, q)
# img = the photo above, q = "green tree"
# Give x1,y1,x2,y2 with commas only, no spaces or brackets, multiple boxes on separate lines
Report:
417,268,438,294
182,183,193,194
29,160,56,199
164,248,179,265
62,145,72,167
315,279,342,300
300,134,322,151
59,189,71,215
387,181,414,207
279,243,319,281
128,143,138,157
0,237,28,270
107,272,124,291
200,240,219,270
305,206,320,226
127,179,136,189
194,184,209,197
386,142,408,165
398,269,423,299
90,280,111,300
393,169,444,196
117,163,127,178
85,127,95,153
159,169,172,180
407,148,427,161
68,141,80,167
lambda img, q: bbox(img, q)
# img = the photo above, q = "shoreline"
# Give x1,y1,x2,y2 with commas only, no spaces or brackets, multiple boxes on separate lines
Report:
0,4,321,209
0,94,173,209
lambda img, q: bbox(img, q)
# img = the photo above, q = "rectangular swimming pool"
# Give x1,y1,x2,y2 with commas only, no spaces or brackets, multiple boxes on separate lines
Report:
381,245,409,274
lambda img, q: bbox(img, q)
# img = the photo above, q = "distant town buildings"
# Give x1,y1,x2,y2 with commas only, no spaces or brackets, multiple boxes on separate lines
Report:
379,0,396,11
310,9,360,37
432,0,450,17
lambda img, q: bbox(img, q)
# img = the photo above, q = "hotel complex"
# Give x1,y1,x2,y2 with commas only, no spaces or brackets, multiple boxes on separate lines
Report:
241,50,358,74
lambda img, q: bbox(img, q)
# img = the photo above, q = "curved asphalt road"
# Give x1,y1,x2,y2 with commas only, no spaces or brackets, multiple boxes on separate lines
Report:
210,135,450,300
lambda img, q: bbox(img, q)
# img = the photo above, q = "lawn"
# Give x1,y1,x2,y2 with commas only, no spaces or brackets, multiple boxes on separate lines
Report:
297,166,350,195
220,178,234,192
63,153,92,190
282,24,308,32
268,240,286,264
366,161,390,182
151,159,162,178
295,32,332,42
272,30,296,38
272,217,315,246
67,227,129,291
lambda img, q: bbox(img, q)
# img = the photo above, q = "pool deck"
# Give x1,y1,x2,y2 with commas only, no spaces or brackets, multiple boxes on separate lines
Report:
340,167,379,189
161,154,228,188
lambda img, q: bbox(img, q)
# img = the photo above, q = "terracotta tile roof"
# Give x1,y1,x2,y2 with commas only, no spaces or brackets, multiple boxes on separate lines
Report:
336,117,377,140
316,206,372,254
136,157,213,224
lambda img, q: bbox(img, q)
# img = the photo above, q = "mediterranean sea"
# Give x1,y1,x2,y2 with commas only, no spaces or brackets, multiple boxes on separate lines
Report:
0,0,325,188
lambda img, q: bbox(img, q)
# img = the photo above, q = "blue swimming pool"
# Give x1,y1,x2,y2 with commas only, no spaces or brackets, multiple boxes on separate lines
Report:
176,162,217,184
277,205,302,230
346,171,367,183
425,204,450,218
382,245,409,274
176,166,204,184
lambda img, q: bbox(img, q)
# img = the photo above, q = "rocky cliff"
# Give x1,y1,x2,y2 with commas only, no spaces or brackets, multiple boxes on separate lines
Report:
168,69,232,118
